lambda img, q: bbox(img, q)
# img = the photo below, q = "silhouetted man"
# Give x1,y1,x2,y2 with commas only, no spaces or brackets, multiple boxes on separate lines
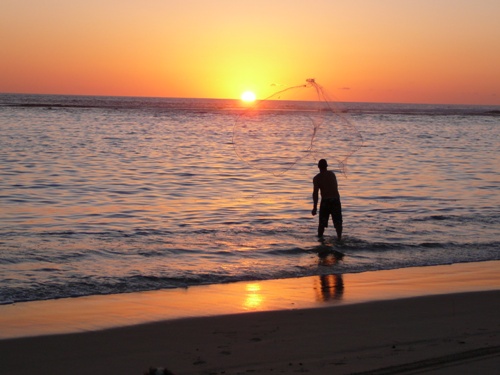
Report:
311,159,343,239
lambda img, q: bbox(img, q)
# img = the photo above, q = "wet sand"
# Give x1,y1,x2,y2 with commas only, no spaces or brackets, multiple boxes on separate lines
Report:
1,261,499,374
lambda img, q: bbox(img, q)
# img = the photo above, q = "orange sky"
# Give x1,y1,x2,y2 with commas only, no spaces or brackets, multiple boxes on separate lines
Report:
1,0,499,105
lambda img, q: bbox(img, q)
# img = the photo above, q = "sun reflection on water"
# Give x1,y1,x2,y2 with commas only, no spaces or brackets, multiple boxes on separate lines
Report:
243,283,264,310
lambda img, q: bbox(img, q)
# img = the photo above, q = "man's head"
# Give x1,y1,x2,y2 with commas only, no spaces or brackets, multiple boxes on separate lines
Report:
318,159,328,170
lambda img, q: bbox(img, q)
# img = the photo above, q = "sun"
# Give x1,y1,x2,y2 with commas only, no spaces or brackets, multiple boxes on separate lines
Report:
241,91,256,102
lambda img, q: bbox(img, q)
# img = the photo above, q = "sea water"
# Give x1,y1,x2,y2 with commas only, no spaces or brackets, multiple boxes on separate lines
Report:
0,94,499,304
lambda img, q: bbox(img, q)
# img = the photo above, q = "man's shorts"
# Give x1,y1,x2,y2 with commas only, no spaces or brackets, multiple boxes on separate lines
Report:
319,198,342,229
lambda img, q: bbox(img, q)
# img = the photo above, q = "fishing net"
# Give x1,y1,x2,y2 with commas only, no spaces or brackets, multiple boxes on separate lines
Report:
233,79,363,176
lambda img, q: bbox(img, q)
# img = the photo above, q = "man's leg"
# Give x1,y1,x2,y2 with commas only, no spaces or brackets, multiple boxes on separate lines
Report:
318,223,325,237
334,223,342,241
318,200,327,237
332,200,343,241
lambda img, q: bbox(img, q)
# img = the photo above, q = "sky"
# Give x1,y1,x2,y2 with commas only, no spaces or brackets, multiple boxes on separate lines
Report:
1,0,499,105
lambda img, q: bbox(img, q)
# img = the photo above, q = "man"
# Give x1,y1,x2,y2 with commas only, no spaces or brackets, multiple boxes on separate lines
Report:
311,159,343,240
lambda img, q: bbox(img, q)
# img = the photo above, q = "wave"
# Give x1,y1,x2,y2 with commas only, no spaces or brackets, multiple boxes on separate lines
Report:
1,234,498,304
410,213,500,225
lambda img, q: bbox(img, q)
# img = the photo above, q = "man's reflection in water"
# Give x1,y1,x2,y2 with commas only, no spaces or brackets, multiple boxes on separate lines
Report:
316,274,344,301
315,251,345,302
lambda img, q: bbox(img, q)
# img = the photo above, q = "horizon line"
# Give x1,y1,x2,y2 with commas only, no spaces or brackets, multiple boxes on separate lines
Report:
1,91,499,108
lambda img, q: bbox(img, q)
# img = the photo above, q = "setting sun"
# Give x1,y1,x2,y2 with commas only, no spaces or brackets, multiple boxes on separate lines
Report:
241,91,256,102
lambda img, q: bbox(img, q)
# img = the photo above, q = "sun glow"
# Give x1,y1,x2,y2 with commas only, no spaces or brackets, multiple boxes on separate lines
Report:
241,91,256,102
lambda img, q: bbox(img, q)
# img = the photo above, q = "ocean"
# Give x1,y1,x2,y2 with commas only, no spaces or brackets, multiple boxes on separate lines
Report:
0,93,499,304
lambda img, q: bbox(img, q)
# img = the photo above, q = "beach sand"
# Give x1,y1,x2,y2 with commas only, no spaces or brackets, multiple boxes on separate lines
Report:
1,261,499,374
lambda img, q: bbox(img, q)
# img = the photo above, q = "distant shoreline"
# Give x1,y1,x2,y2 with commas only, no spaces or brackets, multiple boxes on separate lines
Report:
1,92,499,112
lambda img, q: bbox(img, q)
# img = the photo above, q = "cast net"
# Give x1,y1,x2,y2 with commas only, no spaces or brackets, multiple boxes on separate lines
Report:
233,79,363,176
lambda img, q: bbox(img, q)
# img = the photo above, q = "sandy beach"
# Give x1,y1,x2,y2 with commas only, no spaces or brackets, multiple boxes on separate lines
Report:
1,261,499,374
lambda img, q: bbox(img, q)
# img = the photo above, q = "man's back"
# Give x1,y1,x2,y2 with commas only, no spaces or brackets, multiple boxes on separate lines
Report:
313,170,340,200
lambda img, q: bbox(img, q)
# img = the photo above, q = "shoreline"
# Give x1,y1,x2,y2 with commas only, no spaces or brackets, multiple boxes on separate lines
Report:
1,261,499,375
1,260,499,340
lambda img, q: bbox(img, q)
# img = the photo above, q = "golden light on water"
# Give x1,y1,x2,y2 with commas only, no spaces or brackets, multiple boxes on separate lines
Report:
246,283,261,293
243,283,263,310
